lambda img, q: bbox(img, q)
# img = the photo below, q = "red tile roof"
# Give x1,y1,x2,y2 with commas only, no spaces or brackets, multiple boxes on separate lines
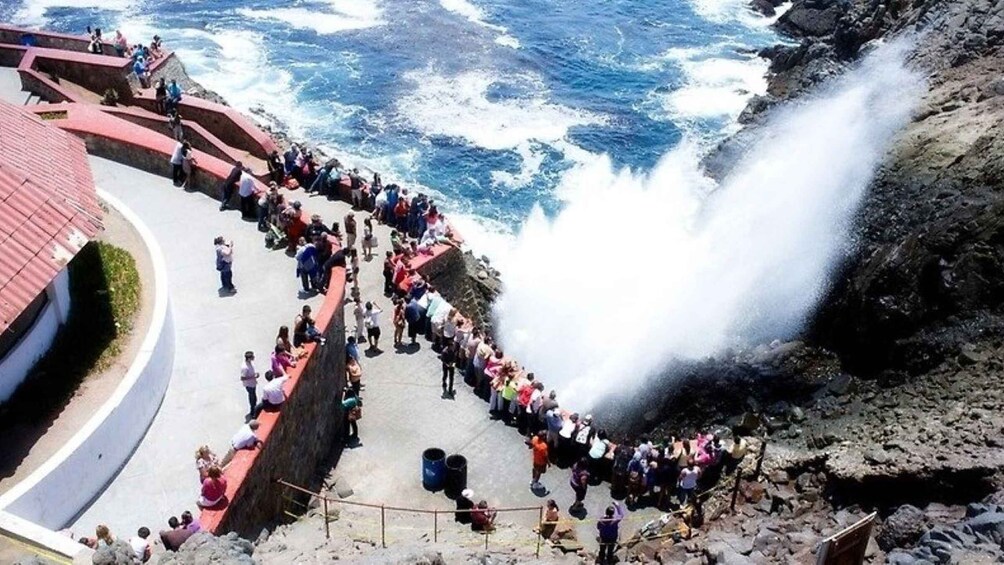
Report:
0,101,102,332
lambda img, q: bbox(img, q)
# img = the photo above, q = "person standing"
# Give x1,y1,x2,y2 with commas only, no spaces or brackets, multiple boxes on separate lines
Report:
440,340,457,398
346,357,363,398
219,161,242,211
238,169,257,220
342,389,362,443
596,501,625,565
393,297,406,346
364,301,383,351
344,212,357,249
570,457,590,514
239,351,258,419
678,459,701,507
351,297,366,343
170,141,188,186
214,236,235,293
531,431,549,492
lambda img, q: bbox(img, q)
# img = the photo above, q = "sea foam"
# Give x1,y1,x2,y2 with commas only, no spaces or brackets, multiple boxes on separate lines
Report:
493,41,922,408
237,0,385,35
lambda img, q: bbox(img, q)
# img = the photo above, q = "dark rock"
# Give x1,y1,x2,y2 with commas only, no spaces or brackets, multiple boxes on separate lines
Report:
963,512,1004,545
878,505,928,551
92,540,136,565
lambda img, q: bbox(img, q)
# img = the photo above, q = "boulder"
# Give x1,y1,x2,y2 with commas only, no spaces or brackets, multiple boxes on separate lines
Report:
93,540,136,565
963,512,1004,545
156,532,255,565
877,505,927,551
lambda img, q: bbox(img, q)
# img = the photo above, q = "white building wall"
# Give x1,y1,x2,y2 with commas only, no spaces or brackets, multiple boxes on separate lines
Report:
0,270,71,404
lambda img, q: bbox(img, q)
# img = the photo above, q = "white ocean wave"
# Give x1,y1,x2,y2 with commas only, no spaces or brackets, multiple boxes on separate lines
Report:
397,69,603,152
439,0,520,49
13,0,133,26
490,141,546,189
237,0,385,35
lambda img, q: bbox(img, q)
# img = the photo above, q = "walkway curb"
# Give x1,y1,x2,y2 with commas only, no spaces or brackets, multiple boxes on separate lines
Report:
0,189,175,544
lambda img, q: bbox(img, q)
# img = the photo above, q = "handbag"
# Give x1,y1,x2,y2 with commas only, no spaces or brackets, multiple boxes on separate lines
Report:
348,406,362,421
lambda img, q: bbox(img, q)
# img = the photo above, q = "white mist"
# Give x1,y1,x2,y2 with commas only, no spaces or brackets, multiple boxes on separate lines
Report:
494,41,922,408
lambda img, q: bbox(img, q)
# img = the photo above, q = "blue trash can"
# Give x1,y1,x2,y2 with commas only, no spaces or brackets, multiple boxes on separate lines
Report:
422,448,446,491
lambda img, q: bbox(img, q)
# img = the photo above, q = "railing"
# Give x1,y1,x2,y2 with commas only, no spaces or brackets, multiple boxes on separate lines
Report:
274,473,752,559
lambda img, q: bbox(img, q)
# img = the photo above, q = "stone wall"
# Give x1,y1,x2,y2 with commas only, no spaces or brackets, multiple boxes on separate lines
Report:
31,54,134,103
0,25,112,55
417,246,500,333
0,44,25,67
76,132,225,199
200,273,347,538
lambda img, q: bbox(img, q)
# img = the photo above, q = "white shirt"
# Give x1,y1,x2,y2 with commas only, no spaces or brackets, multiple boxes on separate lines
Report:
527,389,542,414
231,424,258,450
170,142,184,165
238,172,255,197
239,361,257,387
679,467,700,489
261,376,289,405
365,308,382,329
129,536,148,560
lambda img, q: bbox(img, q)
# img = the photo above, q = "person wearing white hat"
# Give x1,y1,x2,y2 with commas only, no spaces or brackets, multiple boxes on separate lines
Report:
455,489,475,524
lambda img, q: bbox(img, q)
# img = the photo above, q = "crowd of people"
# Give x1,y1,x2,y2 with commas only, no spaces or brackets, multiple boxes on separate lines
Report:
79,26,749,560
71,509,202,561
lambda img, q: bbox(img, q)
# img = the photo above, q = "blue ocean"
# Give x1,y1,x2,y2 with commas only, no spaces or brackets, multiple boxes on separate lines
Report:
2,0,784,250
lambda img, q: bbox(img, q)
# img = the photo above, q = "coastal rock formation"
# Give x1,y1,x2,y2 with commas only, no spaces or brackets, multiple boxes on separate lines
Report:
154,532,255,565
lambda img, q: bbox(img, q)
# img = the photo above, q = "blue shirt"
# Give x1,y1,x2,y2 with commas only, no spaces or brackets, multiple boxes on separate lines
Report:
404,300,421,323
346,341,359,362
596,504,624,542
167,83,182,100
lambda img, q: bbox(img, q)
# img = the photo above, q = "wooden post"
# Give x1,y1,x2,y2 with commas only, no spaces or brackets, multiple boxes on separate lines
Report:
323,496,331,539
381,505,386,548
484,529,489,551
729,467,742,514
535,505,544,558
433,509,438,543
752,437,768,481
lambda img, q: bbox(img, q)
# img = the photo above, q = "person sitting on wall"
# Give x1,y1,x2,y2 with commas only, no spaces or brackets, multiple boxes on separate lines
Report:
86,26,103,54
197,465,227,508
166,79,183,113
252,370,289,418
149,36,165,60
218,161,242,212
113,30,129,57
293,305,326,347
220,420,263,467
180,510,200,532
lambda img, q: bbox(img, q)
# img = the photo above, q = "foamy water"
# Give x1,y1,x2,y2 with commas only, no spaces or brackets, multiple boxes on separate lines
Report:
396,69,603,152
439,0,520,49
237,0,386,35
494,41,922,407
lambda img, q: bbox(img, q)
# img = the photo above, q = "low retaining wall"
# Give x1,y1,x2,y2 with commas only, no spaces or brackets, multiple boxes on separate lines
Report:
0,190,174,530
22,48,134,104
133,92,278,161
0,24,113,56
200,269,347,538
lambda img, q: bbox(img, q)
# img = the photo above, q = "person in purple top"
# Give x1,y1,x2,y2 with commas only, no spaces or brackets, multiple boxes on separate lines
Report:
596,501,624,564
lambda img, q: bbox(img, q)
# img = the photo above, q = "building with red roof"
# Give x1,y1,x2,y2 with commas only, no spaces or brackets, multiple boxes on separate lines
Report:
0,100,103,402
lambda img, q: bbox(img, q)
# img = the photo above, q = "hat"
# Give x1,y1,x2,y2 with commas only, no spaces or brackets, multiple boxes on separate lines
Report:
461,489,473,499
584,414,593,423
292,201,302,209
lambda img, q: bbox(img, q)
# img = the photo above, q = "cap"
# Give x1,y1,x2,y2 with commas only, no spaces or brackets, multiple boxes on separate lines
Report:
461,489,473,499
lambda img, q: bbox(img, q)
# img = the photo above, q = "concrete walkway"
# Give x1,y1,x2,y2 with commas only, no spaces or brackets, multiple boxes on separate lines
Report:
281,190,662,543
71,157,322,537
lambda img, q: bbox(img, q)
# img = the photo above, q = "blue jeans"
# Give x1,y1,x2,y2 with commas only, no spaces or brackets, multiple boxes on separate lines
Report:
220,267,234,290
244,386,257,415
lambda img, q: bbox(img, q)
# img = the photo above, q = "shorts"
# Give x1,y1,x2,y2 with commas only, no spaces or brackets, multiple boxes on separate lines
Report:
367,327,381,339
533,463,547,476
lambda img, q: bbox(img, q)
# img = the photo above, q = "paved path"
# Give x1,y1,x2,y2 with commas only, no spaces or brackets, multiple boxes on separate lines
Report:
68,156,659,544
71,157,323,537
279,189,661,543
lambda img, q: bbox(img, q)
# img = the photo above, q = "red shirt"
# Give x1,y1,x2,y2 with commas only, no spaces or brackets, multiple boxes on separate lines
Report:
201,477,227,502
532,436,549,466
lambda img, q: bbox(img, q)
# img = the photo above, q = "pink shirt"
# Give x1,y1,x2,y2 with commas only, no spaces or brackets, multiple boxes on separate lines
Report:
201,477,227,502
270,352,294,376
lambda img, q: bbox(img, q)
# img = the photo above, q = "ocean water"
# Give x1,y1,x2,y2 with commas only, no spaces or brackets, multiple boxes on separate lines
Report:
1,0,785,252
